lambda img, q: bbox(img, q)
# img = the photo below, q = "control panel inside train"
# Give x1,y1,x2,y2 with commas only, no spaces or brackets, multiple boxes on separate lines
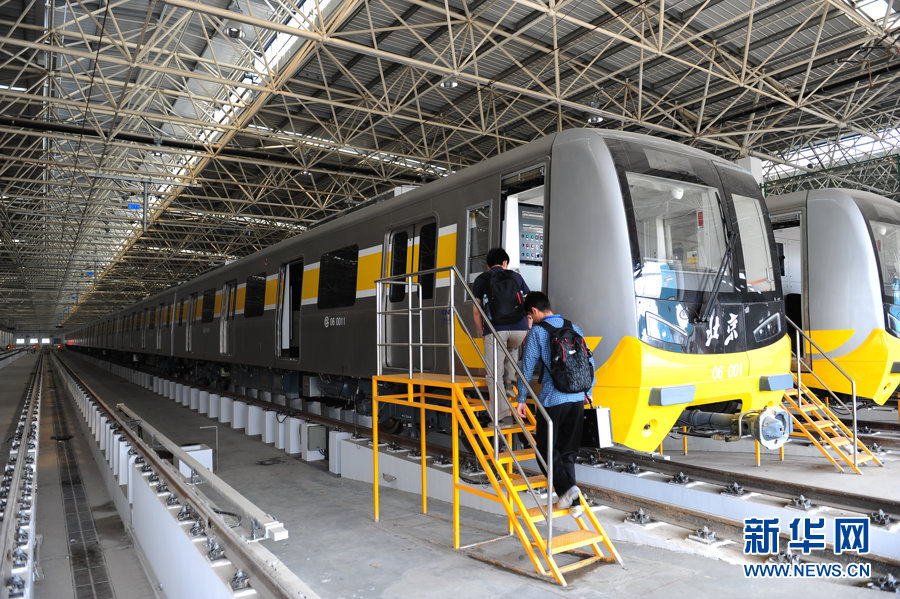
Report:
501,200,544,293
519,204,544,264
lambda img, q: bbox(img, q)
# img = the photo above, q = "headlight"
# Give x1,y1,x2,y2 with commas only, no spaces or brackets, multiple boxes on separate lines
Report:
753,312,781,343
646,312,689,346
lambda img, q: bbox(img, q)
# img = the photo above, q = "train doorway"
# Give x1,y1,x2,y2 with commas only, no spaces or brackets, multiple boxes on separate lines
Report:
186,293,197,352
277,260,303,359
500,165,546,293
220,280,237,355
771,212,803,355
384,220,438,371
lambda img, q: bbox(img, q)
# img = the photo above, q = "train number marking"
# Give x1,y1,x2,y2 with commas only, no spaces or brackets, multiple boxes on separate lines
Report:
711,363,744,380
323,316,346,328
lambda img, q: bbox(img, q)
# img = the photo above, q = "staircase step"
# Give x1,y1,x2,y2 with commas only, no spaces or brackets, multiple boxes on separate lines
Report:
508,474,548,491
482,424,535,437
498,448,536,464
804,419,835,428
855,454,876,464
828,436,851,446
522,503,577,523
549,530,605,554
558,555,605,574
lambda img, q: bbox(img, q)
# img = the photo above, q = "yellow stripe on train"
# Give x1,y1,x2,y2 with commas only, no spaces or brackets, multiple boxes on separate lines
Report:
803,328,900,405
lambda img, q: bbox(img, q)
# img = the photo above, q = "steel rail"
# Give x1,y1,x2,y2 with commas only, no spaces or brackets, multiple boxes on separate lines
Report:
51,353,320,599
574,477,900,573
594,448,899,518
0,352,42,599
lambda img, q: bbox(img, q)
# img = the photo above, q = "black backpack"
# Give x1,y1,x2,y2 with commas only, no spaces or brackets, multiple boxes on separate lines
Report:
536,319,594,393
487,269,524,325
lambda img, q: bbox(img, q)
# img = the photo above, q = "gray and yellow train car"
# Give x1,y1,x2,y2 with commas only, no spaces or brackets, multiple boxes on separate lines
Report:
69,128,793,452
768,188,900,404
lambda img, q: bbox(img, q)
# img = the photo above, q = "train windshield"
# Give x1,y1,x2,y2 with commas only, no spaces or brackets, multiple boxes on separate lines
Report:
609,137,782,353
630,173,733,299
871,220,900,302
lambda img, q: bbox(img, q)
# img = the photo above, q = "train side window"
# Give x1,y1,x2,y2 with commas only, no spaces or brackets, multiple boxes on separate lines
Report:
201,288,216,323
318,245,358,309
178,298,186,326
466,204,491,283
245,272,267,318
389,231,409,303
418,222,437,300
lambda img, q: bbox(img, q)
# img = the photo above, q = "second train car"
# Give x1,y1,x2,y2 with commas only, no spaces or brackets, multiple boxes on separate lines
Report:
67,129,793,452
768,188,900,404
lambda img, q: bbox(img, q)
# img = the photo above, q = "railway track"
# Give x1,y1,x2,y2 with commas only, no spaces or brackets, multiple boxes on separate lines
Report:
62,355,900,586
0,352,43,598
590,448,898,519
51,353,319,599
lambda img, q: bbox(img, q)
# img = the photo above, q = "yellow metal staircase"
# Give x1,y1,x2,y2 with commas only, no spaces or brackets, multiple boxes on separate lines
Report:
782,376,883,475
371,266,621,586
372,373,621,586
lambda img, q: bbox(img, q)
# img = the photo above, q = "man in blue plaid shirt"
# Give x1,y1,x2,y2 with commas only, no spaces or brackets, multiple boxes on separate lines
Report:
515,291,594,516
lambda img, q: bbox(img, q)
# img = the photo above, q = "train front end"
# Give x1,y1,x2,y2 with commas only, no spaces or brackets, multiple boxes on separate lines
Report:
549,130,792,453
836,191,900,404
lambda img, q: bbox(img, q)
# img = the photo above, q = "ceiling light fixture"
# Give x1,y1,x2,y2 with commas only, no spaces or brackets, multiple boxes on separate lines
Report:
440,77,459,89
225,26,245,39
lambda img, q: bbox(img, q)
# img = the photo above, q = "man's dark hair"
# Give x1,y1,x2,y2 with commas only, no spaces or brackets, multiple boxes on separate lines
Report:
485,247,510,267
523,291,551,313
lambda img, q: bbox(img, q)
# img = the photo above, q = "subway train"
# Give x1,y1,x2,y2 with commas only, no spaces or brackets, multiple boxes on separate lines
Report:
67,128,793,453
767,188,900,404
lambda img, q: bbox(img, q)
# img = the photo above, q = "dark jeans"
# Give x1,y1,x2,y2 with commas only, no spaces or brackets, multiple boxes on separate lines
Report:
535,401,583,496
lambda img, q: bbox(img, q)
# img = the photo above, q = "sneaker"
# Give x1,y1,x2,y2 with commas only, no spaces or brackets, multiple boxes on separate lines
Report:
569,503,584,518
556,485,581,510
504,382,516,397
497,416,517,427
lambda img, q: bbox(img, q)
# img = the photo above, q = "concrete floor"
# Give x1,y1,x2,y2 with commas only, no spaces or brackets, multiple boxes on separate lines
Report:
19,350,895,598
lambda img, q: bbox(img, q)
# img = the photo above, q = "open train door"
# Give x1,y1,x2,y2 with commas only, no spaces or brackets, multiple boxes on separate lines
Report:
501,165,547,294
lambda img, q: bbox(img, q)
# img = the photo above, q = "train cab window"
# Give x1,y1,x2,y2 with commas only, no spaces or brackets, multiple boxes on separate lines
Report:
318,245,358,309
201,288,216,323
389,231,409,303
466,204,491,283
629,173,730,300
418,223,437,300
245,272,267,318
731,191,775,293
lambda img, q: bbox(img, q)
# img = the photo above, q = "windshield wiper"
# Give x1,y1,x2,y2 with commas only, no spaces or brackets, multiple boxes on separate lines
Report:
697,231,737,324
